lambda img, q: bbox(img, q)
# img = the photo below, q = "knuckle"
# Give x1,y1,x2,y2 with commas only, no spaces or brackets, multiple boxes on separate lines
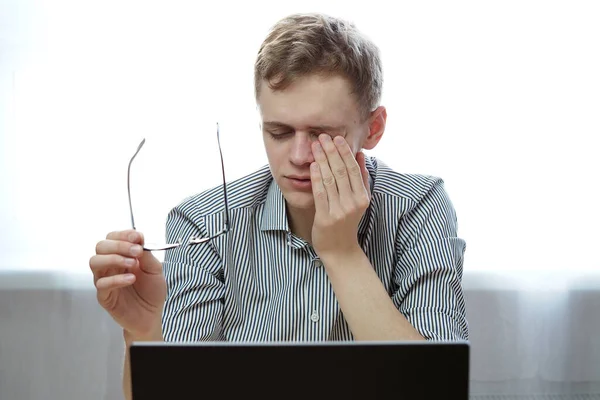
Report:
332,212,345,223
315,190,328,200
126,230,138,243
107,229,135,241
323,175,336,187
348,164,361,176
113,254,125,266
119,241,132,255
344,204,357,215
334,166,347,177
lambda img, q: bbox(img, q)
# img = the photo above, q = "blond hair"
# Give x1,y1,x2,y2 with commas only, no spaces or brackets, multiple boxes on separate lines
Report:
254,13,383,120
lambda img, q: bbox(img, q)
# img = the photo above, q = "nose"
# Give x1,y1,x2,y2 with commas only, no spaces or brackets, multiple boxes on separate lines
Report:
289,132,315,167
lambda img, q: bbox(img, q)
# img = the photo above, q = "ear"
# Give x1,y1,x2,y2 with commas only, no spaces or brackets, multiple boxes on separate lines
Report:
362,106,387,150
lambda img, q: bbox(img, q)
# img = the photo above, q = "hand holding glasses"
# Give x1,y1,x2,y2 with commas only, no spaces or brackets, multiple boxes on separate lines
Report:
127,123,230,251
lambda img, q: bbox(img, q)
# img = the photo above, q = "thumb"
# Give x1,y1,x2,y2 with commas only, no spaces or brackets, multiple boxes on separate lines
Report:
131,231,163,275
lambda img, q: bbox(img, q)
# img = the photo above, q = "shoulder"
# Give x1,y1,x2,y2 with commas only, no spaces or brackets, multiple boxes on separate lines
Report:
368,156,446,206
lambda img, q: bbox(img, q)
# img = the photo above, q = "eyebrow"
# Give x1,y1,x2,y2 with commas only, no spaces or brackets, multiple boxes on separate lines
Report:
263,121,346,133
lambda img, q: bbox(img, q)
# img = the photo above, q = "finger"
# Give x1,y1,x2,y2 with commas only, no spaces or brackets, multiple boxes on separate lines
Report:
312,138,339,207
357,151,371,202
96,239,144,258
106,230,145,245
321,134,352,199
333,135,363,195
96,273,136,293
310,162,329,213
89,254,138,277
101,230,161,275
137,249,163,275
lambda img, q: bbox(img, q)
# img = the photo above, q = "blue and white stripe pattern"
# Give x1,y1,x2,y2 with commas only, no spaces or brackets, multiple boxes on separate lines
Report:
161,156,469,342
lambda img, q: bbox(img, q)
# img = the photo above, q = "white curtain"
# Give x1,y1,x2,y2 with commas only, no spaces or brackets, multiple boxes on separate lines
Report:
1,1,599,398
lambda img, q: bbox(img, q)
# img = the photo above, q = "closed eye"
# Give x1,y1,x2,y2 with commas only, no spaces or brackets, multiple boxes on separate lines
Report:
267,130,293,140
266,130,332,141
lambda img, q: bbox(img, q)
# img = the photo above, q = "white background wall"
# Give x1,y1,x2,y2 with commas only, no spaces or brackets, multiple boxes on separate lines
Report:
1,0,599,275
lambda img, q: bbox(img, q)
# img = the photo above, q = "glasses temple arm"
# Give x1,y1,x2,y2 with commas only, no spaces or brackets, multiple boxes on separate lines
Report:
127,138,146,230
216,123,230,230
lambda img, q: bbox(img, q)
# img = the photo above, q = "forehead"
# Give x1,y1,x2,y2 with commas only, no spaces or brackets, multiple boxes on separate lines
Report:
257,74,361,128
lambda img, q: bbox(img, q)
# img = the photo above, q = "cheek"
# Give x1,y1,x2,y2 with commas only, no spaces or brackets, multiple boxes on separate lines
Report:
263,142,285,167
349,129,369,154
347,138,361,156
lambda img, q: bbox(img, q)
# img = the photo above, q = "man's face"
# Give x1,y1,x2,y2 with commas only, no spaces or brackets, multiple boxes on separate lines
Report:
257,74,370,212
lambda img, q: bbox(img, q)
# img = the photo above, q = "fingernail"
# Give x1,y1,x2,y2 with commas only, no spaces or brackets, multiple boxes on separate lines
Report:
130,245,142,256
124,274,135,283
334,136,345,145
124,257,136,266
313,143,322,153
128,233,137,242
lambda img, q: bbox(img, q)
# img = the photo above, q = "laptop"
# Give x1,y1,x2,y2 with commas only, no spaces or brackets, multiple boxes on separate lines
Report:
130,340,469,400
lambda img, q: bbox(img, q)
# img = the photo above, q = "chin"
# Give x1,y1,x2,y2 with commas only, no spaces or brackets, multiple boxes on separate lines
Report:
282,190,315,211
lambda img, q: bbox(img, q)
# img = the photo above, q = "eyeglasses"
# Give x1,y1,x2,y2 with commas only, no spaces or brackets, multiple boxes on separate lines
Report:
127,123,230,251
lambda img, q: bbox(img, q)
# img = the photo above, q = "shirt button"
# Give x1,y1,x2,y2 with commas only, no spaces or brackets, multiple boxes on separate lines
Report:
310,311,320,323
314,259,323,268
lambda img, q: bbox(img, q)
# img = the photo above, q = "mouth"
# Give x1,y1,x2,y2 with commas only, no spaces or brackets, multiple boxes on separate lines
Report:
285,176,313,191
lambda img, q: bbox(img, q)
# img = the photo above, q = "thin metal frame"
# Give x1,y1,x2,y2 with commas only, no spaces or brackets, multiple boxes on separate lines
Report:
127,123,230,251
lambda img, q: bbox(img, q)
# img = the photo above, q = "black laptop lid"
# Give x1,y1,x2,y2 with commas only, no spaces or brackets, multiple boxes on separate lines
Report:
130,341,469,400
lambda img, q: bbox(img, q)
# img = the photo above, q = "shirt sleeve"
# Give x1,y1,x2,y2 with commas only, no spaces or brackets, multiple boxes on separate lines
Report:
161,205,225,342
392,178,469,341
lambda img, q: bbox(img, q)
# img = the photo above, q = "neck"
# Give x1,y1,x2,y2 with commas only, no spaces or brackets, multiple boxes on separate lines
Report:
286,204,315,244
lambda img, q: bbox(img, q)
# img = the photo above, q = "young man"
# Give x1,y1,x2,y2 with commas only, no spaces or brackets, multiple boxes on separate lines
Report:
90,12,468,399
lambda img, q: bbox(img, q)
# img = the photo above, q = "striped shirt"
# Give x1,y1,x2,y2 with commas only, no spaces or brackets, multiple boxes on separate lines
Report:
161,156,469,342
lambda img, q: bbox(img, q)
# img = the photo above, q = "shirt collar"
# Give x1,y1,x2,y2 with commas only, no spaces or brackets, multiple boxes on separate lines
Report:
260,179,289,232
260,155,376,237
